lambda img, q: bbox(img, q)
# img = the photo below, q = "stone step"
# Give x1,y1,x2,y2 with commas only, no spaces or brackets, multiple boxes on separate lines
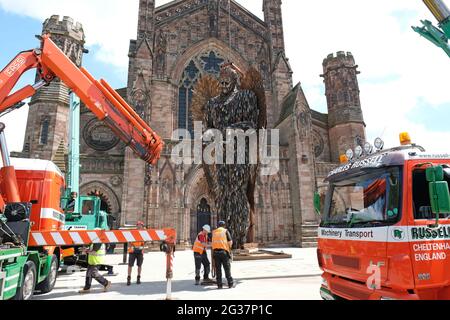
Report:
301,242,318,248
302,222,320,227
302,226,319,230
302,230,318,237
302,236,318,242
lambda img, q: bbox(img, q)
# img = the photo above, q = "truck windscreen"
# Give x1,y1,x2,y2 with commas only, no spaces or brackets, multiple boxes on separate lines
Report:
322,167,402,228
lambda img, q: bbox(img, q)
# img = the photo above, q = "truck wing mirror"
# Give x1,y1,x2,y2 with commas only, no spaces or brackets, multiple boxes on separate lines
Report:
314,192,321,216
426,166,450,227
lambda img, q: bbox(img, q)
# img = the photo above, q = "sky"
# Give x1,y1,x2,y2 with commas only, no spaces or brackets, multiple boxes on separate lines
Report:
0,0,449,154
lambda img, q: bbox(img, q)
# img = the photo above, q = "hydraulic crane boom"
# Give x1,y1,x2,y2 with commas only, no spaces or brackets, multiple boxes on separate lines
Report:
413,0,450,58
0,34,163,165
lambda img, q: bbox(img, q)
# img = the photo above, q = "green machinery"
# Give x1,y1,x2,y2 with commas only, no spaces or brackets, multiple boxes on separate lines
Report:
60,93,114,274
0,126,57,300
62,93,109,231
413,0,450,57
0,216,55,300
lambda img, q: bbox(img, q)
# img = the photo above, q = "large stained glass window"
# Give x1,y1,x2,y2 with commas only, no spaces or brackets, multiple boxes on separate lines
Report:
178,51,224,136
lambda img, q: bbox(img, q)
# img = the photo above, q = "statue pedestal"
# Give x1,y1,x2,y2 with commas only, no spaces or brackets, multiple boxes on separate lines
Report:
243,243,259,254
233,243,259,255
232,244,292,261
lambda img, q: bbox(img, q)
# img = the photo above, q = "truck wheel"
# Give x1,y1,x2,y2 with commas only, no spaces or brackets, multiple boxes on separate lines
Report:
14,261,36,300
36,254,58,294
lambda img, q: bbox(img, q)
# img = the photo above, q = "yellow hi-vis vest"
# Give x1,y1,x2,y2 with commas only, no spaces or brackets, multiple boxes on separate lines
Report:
88,244,106,266
212,228,230,253
193,233,207,254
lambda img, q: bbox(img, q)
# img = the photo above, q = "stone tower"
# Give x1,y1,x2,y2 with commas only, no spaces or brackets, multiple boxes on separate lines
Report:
322,51,366,162
22,15,85,161
263,0,293,128
263,0,285,57
121,0,155,225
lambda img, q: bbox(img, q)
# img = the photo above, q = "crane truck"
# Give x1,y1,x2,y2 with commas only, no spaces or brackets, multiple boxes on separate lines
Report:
0,34,174,300
317,134,450,300
316,0,450,301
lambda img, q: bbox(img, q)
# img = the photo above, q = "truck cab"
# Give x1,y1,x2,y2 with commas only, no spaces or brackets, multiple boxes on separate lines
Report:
63,195,109,231
11,157,65,233
318,136,450,300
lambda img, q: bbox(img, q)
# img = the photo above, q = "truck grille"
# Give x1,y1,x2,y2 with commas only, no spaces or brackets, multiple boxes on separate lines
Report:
331,282,371,300
332,255,360,270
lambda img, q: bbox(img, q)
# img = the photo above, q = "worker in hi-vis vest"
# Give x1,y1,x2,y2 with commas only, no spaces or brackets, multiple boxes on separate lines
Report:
79,243,111,294
127,221,146,286
192,224,213,285
212,221,234,289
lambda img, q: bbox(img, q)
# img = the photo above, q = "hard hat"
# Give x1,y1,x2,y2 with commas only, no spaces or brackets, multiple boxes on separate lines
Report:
217,221,226,227
202,225,211,233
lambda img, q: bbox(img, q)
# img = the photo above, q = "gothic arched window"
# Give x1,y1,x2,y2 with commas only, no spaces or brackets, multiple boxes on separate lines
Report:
178,51,225,135
178,61,199,135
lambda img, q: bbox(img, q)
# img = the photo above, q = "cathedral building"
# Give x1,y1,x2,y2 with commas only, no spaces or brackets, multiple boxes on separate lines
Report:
17,0,366,248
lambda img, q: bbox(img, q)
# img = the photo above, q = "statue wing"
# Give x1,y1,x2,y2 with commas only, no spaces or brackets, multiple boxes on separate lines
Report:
240,66,267,130
191,75,220,123
191,75,221,202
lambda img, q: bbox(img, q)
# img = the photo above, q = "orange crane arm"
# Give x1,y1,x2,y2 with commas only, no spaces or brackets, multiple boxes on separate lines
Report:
0,35,163,165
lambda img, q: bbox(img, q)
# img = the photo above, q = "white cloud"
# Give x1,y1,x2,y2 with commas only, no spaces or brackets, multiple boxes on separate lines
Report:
1,0,449,154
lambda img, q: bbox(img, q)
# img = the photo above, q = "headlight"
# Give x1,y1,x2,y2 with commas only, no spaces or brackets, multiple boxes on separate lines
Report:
355,146,363,158
364,142,373,155
345,149,354,161
374,137,384,150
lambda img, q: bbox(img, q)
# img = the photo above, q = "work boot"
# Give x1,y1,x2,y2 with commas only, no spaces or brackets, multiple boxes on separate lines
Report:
228,282,234,289
195,279,200,286
104,281,111,292
202,277,214,285
78,288,90,294
127,276,131,286
137,276,141,285
217,284,223,290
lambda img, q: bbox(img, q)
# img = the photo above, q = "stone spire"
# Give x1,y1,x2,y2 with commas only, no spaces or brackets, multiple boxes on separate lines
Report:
263,0,286,58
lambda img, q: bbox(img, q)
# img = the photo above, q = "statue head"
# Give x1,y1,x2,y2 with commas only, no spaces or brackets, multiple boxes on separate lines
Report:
219,65,239,96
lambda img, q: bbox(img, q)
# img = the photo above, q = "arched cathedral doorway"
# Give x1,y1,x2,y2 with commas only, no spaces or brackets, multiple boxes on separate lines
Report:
197,198,211,234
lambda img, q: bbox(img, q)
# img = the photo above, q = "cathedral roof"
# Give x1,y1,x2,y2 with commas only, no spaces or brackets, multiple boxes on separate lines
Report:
116,87,127,99
277,83,329,128
277,82,301,126
311,110,328,128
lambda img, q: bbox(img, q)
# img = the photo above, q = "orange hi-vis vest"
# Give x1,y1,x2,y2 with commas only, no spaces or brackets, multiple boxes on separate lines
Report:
129,241,145,253
193,233,207,254
212,228,230,253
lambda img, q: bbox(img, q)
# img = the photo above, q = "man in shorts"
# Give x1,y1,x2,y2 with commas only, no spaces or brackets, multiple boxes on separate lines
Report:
127,221,145,286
